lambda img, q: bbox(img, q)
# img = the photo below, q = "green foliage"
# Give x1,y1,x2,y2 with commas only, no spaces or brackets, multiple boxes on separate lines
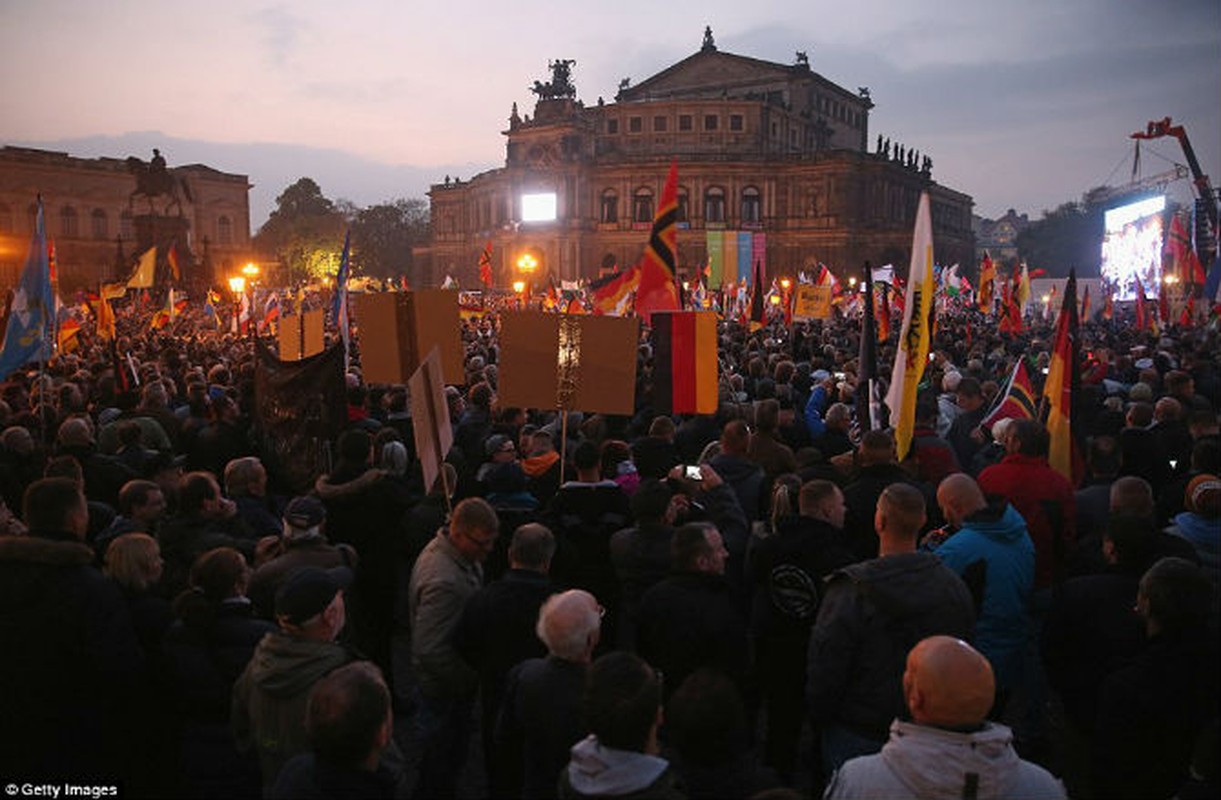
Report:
350,198,431,279
254,179,431,283
254,178,348,283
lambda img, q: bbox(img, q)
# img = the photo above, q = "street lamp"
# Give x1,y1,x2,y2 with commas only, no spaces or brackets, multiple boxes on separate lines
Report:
516,253,538,308
780,277,792,291
512,280,526,309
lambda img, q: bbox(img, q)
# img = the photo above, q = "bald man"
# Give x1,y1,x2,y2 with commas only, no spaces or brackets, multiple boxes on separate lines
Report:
934,473,1034,703
826,636,1065,799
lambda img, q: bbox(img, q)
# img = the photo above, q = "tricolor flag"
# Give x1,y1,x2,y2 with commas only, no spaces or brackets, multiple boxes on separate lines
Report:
263,293,281,326
1042,269,1079,483
57,316,81,353
982,359,1038,429
150,289,174,330
0,198,53,380
650,311,718,415
876,281,892,343
634,161,681,324
477,241,493,288
885,192,935,460
589,266,640,316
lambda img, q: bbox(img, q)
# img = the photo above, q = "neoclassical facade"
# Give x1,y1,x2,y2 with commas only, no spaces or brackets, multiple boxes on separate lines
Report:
0,146,251,294
417,30,974,289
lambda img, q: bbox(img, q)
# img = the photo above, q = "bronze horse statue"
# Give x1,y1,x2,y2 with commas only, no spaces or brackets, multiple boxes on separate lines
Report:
127,150,193,215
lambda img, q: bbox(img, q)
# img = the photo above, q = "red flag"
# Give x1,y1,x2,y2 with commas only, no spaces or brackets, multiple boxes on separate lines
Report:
477,241,493,288
1167,215,1206,286
1179,293,1195,327
634,161,681,324
589,266,640,316
168,242,181,282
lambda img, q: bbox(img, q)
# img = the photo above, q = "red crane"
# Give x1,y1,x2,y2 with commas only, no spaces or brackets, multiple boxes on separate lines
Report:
1131,117,1218,239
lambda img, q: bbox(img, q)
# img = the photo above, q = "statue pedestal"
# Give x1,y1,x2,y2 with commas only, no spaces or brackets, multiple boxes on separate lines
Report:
132,214,200,292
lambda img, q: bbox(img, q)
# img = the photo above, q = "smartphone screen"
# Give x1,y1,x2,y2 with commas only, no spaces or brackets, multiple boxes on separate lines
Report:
685,465,703,481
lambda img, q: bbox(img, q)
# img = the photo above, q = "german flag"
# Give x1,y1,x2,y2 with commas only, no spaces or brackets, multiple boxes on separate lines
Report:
651,311,718,415
1042,269,1080,483
978,251,996,312
477,241,493,288
634,161,681,324
589,266,640,316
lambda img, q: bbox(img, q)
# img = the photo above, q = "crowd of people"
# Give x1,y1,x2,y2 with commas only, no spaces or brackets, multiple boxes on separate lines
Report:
0,293,1218,799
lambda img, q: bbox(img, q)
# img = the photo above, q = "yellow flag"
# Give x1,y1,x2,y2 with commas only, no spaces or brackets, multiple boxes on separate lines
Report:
127,246,157,289
885,192,935,460
1017,263,1032,309
96,294,116,341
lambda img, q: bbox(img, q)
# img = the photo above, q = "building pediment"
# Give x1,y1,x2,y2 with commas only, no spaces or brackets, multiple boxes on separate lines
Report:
620,49,799,101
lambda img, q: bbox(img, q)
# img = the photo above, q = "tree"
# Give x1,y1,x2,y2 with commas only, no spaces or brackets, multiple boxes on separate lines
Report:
1014,187,1107,277
350,198,430,279
254,178,347,283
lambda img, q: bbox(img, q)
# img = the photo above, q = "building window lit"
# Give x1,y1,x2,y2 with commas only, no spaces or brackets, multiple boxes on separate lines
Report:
704,187,725,224
91,209,108,239
218,215,232,244
633,188,654,223
600,189,619,223
741,186,761,223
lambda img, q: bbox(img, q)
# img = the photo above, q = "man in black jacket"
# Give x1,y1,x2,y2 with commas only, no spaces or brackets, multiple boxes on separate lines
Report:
635,522,749,703
806,483,974,777
748,479,855,781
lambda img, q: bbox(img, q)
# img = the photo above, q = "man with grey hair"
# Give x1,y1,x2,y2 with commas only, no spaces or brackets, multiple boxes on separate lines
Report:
497,590,602,798
453,523,557,795
224,456,281,538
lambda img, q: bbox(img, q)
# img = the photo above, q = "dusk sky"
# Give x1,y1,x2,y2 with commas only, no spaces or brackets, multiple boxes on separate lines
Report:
3,0,1218,231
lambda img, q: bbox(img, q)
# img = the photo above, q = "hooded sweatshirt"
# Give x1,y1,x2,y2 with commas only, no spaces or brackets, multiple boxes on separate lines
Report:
826,720,1065,799
231,630,351,789
558,735,684,799
934,502,1034,689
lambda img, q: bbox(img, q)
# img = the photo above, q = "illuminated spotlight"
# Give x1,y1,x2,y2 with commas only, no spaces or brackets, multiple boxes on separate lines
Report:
769,294,781,306
228,276,246,294
242,262,260,278
512,280,526,294
780,278,792,289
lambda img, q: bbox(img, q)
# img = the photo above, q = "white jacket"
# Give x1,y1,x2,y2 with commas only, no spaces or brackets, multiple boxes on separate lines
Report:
825,720,1065,799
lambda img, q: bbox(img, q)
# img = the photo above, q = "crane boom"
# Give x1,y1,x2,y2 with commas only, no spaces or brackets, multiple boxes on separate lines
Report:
1131,117,1218,236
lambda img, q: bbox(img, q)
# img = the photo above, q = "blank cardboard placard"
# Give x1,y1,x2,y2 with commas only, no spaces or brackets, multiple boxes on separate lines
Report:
352,291,462,385
497,312,639,415
409,347,453,496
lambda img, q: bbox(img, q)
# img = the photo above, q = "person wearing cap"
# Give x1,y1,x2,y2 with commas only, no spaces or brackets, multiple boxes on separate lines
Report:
475,433,518,489
247,496,359,619
232,565,356,793
1165,474,1220,575
408,496,500,799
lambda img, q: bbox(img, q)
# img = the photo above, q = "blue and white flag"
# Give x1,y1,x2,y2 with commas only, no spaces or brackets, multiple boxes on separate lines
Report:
332,231,351,369
0,199,53,380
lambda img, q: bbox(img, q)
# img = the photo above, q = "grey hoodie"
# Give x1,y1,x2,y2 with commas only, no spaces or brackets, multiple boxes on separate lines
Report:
826,720,1065,799
559,735,684,799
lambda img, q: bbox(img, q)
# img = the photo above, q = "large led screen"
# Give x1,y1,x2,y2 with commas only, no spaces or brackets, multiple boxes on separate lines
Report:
1100,195,1165,301
521,193,557,222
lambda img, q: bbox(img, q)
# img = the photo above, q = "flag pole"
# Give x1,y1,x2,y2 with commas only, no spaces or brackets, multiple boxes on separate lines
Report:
558,409,569,486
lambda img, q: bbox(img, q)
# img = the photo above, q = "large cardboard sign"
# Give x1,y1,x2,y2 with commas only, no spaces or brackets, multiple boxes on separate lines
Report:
498,312,639,415
409,347,453,496
352,290,463,385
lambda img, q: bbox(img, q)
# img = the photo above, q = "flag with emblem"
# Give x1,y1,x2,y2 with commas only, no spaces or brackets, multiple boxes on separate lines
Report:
0,199,53,380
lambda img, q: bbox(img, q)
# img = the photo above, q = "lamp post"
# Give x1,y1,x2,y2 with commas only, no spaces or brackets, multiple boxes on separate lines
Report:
512,280,526,309
516,252,538,308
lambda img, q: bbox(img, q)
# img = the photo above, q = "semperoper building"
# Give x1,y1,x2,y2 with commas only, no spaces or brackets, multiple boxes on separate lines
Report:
417,28,974,289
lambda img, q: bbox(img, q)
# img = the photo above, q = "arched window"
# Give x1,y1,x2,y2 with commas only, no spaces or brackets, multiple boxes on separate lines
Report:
91,209,108,239
217,215,232,244
0,203,11,234
633,187,654,223
676,188,689,224
60,205,78,237
120,210,134,239
704,186,725,224
741,186,761,223
600,189,619,224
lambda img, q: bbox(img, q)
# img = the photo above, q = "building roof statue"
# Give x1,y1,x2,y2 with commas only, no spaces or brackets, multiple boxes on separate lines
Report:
126,149,193,216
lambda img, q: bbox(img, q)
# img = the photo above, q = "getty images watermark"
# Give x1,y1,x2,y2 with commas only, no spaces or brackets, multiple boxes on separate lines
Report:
5,784,119,799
